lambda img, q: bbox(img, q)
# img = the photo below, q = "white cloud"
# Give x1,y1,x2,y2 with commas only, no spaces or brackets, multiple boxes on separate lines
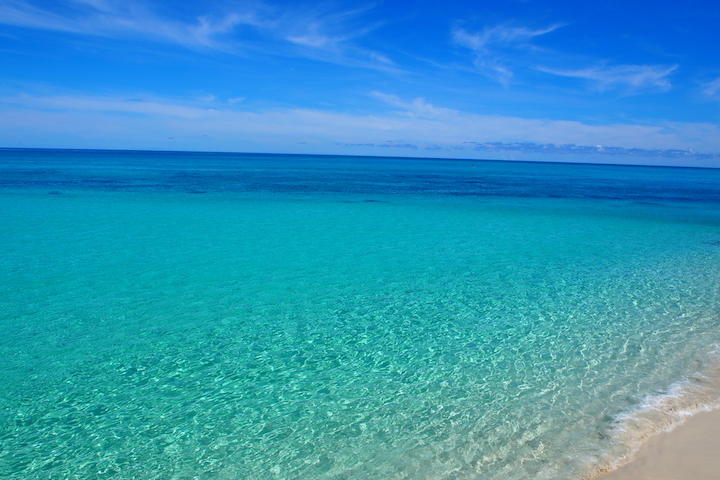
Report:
0,1,391,67
283,7,361,50
274,5,397,70
4,92,214,118
538,64,678,93
368,51,393,64
0,1,77,33
452,23,562,84
370,92,458,119
286,33,337,48
453,24,561,52
703,78,720,98
453,22,678,95
2,90,719,166
0,0,259,50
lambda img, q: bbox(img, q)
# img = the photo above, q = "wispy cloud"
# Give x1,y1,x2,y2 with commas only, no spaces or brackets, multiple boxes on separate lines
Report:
703,77,720,99
283,4,378,50
452,21,679,95
453,24,561,51
370,92,458,119
335,140,718,161
0,0,262,50
462,141,716,160
538,64,678,93
0,0,392,67
3,91,216,118
452,23,562,84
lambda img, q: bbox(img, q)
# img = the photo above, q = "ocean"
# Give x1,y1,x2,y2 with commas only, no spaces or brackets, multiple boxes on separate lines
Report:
1,148,720,479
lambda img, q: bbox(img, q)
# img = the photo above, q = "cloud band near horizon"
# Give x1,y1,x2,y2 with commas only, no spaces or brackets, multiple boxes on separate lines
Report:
1,90,718,166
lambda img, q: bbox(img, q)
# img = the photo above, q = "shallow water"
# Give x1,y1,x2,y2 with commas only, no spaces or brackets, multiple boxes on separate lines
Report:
1,149,720,479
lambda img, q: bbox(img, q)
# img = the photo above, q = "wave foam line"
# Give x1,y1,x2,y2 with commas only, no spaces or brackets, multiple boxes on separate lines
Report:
586,345,720,479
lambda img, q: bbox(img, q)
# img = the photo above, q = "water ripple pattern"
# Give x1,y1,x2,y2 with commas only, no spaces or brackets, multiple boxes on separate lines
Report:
1,149,720,479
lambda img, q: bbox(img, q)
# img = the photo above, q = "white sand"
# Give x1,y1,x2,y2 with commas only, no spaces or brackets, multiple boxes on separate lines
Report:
599,408,720,480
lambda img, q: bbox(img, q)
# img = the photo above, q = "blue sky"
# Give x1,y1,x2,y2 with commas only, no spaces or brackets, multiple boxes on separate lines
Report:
1,0,720,166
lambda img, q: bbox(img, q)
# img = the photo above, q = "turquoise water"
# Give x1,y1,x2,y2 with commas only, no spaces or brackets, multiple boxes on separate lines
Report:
2,149,720,479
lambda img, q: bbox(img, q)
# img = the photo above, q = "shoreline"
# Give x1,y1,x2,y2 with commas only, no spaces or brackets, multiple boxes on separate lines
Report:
597,407,720,480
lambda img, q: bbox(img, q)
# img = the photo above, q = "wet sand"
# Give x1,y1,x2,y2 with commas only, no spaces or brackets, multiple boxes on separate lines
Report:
600,408,720,480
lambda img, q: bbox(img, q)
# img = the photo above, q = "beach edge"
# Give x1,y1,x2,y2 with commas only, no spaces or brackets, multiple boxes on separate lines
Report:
596,407,720,480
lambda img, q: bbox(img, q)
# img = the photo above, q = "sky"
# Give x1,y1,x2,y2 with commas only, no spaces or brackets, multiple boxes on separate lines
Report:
1,0,720,166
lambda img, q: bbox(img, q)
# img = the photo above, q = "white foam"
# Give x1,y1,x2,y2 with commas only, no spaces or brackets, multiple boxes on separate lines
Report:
585,345,720,478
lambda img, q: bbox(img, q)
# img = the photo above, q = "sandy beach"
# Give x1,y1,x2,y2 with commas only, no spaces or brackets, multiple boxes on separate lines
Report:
600,408,720,480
